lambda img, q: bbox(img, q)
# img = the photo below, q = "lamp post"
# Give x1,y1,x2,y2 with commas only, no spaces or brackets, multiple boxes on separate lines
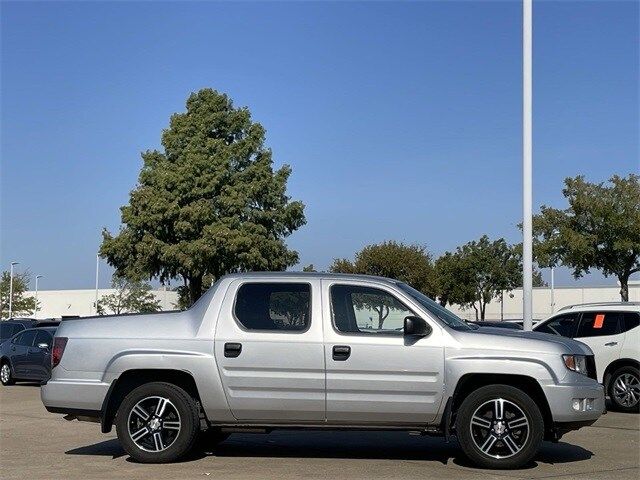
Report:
522,0,534,331
550,267,555,313
34,275,43,318
94,254,100,314
8,262,19,319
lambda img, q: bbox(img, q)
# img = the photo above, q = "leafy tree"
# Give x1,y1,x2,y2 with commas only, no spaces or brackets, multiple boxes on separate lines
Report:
97,276,161,315
302,264,316,272
532,174,640,301
100,89,306,306
433,252,476,307
329,241,435,329
444,236,523,320
0,271,37,318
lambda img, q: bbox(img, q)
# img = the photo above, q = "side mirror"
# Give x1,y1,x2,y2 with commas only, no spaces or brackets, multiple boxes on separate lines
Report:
404,316,431,337
37,343,49,350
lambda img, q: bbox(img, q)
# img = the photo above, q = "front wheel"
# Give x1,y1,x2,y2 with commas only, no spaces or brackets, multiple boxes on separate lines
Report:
456,384,544,469
608,366,640,413
115,382,201,463
0,362,14,386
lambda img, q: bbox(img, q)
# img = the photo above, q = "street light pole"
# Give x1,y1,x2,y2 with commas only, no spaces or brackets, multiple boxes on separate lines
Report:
94,254,100,314
522,0,534,331
34,275,43,318
8,262,19,319
550,266,555,313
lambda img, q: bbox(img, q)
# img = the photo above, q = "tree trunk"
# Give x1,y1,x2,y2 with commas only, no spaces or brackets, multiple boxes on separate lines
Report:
619,273,629,302
188,275,204,306
480,301,486,320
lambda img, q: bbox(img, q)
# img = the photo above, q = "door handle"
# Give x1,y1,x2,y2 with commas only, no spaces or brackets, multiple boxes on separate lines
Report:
332,345,351,361
604,342,618,346
224,342,242,358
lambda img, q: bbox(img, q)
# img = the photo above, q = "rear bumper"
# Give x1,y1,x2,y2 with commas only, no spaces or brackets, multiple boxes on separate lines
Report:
41,379,109,412
543,381,605,423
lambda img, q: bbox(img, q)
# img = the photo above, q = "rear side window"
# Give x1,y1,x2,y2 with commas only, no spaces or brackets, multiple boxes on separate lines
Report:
576,312,622,338
536,313,579,337
234,283,311,332
622,312,640,333
35,330,53,347
14,330,37,347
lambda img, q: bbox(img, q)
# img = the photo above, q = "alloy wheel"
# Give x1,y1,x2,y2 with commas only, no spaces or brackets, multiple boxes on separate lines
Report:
0,364,10,384
613,373,640,408
469,398,530,459
127,396,182,452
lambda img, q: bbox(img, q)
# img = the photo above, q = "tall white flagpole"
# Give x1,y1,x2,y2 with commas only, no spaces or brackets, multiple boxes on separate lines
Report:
522,0,534,331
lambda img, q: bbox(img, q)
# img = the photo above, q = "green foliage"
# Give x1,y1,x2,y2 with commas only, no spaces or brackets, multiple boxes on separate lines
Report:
532,174,640,301
97,276,161,315
436,236,530,320
0,271,37,318
100,89,306,307
302,264,316,272
329,241,434,328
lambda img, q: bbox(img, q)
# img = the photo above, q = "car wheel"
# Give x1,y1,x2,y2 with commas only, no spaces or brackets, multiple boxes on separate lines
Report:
456,384,544,469
608,366,640,413
0,362,15,386
115,382,200,463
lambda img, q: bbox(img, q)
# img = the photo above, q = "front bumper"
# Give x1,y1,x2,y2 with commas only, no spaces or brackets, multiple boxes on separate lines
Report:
543,381,605,423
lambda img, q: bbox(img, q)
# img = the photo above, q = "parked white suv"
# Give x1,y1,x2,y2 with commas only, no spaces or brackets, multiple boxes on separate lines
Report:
534,302,640,412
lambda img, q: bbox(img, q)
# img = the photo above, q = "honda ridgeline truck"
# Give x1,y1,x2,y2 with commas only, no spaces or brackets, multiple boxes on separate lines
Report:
41,273,605,469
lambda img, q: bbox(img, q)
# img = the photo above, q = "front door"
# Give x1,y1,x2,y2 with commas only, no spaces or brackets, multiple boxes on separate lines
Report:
322,280,445,425
214,279,325,422
12,330,37,377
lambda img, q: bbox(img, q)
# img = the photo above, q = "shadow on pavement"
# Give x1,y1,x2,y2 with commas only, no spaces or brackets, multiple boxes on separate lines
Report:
65,430,593,469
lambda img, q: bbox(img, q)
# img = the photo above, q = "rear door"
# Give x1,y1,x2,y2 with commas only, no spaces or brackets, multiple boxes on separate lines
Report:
322,280,445,425
214,279,325,422
30,330,53,380
574,311,624,383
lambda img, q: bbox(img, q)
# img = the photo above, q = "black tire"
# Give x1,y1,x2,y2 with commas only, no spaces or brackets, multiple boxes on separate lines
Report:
196,428,230,451
115,382,200,463
607,366,640,413
0,361,15,386
456,384,544,469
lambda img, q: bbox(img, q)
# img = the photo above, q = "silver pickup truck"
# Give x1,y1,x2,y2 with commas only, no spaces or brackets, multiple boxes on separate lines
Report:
42,272,605,469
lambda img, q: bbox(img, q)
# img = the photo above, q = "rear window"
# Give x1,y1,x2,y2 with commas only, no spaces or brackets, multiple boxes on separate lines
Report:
234,283,311,332
622,312,640,333
576,312,622,338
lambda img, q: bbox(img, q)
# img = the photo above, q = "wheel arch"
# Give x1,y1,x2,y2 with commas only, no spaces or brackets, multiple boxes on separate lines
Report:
449,373,553,439
603,358,639,390
101,369,203,434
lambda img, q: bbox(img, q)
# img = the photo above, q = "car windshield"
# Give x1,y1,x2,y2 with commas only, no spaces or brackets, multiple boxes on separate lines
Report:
397,283,471,331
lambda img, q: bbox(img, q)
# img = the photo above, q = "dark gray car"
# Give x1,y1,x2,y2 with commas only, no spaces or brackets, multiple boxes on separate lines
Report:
0,327,57,385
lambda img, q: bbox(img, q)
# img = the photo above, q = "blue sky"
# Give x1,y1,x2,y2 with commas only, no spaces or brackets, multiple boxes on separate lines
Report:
1,1,638,290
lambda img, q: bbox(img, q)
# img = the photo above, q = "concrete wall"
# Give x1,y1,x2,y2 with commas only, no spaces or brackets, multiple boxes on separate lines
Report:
448,281,640,321
23,288,179,319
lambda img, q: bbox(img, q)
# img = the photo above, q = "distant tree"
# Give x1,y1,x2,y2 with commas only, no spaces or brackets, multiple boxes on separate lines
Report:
302,264,316,272
433,252,476,307
532,174,640,301
330,241,435,329
97,276,161,315
0,271,37,318
100,88,306,307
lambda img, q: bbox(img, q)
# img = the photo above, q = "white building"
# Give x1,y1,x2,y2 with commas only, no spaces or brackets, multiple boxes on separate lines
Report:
23,288,179,319
17,280,640,321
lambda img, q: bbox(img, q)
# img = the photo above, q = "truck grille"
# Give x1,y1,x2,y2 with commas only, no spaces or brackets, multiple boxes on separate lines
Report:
585,355,597,380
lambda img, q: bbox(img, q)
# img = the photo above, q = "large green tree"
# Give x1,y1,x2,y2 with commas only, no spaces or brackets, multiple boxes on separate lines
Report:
0,271,37,318
532,174,640,301
97,276,161,315
101,89,306,306
329,241,435,329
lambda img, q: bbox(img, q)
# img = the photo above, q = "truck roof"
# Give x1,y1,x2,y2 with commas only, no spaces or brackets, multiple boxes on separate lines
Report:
221,271,401,284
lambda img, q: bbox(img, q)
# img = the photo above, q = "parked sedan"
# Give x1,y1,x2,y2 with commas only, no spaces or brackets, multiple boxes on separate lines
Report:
0,327,57,385
0,319,37,345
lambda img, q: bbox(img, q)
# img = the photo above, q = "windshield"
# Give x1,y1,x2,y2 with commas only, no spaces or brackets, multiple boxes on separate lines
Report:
397,283,471,331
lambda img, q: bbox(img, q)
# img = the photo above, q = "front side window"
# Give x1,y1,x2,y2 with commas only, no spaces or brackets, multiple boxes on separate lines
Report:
576,312,622,338
536,313,579,337
234,283,310,332
331,284,413,334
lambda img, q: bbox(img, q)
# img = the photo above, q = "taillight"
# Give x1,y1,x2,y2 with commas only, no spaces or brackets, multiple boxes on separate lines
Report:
52,337,68,368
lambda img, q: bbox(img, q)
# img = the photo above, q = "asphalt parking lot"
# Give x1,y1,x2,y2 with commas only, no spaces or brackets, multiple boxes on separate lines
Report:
1,384,638,480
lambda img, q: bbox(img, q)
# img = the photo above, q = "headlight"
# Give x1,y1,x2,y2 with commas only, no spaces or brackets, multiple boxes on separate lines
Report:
563,354,588,375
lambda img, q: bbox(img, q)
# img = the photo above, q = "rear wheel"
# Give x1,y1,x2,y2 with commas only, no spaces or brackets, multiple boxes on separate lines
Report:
608,366,640,413
115,382,200,463
0,362,14,386
456,384,544,469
